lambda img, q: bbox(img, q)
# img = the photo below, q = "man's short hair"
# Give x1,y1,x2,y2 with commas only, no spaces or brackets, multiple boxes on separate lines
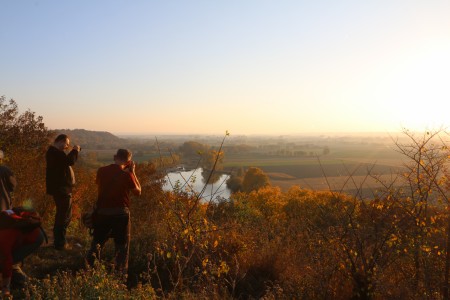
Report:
54,134,69,143
116,149,132,162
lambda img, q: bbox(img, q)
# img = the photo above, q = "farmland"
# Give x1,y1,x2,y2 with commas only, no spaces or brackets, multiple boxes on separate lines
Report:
70,130,409,196
222,137,407,195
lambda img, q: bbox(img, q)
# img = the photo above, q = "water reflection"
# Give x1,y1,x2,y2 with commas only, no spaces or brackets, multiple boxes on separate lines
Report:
163,168,231,201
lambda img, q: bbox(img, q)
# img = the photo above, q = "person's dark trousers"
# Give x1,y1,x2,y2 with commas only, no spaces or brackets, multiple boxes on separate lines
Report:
86,213,130,274
52,192,72,249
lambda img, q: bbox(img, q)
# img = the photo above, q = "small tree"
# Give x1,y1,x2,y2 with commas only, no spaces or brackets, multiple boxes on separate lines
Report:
242,167,270,193
391,129,450,299
0,96,51,213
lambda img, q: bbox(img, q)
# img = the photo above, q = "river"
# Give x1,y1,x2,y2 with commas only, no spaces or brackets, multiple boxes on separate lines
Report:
163,168,231,201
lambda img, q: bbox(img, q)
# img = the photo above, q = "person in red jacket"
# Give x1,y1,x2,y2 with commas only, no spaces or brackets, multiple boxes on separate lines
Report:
0,210,45,297
86,149,141,275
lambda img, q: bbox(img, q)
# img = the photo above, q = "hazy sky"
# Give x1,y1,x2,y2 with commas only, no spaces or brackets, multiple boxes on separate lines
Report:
1,1,450,135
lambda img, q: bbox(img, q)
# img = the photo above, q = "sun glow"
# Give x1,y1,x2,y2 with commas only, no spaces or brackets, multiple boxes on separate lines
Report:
367,40,450,132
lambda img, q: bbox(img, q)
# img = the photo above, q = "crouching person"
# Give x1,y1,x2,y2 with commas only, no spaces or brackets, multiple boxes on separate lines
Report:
86,149,141,276
0,209,45,297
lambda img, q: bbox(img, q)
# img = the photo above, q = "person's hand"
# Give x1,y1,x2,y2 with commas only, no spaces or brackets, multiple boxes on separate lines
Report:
73,145,81,152
126,161,136,173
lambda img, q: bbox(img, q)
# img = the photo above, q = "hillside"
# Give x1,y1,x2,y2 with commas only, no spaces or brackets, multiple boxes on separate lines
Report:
51,129,124,149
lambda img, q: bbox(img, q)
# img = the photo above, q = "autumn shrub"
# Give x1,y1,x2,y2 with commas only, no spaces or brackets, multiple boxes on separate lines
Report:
145,189,235,297
20,263,156,300
211,187,285,298
0,96,51,215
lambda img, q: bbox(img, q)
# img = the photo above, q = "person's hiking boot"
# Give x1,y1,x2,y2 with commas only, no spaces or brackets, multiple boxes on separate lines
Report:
11,265,28,288
53,225,67,250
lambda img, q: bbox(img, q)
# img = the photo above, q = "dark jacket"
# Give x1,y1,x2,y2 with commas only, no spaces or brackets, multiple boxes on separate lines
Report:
45,146,78,195
0,166,15,210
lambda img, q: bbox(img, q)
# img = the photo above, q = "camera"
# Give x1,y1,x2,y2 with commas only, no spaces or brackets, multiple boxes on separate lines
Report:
125,160,134,169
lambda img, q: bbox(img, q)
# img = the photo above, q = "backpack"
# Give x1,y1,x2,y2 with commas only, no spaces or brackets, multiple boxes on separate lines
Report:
0,207,42,232
81,208,97,236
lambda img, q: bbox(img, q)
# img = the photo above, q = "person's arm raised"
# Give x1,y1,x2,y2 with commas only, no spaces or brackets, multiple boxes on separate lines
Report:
66,145,81,165
128,161,141,196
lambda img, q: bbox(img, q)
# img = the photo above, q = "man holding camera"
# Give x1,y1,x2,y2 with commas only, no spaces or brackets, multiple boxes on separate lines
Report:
45,134,80,250
86,149,141,275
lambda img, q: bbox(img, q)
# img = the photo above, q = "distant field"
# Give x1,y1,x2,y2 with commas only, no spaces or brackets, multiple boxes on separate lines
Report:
260,162,402,179
223,143,408,196
223,157,343,168
270,174,402,193
224,156,404,178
